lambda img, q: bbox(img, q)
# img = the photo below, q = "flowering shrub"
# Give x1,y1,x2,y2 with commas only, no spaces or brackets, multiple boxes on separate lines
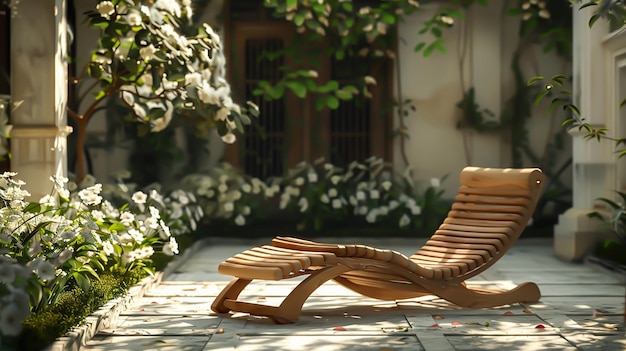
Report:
0,171,195,338
181,158,448,234
67,0,259,180
181,163,279,227
276,157,448,232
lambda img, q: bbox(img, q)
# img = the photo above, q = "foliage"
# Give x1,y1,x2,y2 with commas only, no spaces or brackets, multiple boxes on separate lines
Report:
0,171,198,340
253,0,419,112
588,191,626,246
180,163,276,228
181,158,449,234
16,274,129,351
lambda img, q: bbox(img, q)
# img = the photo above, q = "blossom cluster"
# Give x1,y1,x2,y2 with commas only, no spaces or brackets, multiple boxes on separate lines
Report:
521,0,551,21
0,171,193,337
181,163,278,227
85,0,258,144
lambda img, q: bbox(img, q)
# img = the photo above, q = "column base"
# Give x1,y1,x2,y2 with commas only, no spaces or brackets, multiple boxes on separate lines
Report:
553,208,613,262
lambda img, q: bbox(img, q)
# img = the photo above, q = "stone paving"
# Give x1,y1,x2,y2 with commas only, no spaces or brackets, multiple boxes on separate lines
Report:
81,237,625,351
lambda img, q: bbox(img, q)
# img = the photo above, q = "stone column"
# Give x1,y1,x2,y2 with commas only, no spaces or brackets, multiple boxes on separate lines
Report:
553,6,613,261
10,0,72,200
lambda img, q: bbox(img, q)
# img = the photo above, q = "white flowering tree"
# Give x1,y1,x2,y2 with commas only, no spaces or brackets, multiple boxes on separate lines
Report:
71,0,257,181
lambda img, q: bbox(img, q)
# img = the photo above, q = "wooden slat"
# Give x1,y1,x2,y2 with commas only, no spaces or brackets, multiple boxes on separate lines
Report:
454,194,531,206
451,202,526,214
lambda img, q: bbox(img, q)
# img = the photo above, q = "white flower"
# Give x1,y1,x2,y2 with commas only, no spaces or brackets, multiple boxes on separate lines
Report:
121,251,136,265
132,191,148,204
39,194,56,207
381,181,392,191
234,214,246,226
356,191,366,201
330,175,341,185
224,202,234,212
298,197,308,212
295,177,305,186
91,210,105,222
320,194,330,204
349,196,357,206
364,75,377,85
120,212,135,225
241,183,252,193
366,209,378,223
378,206,388,216
96,1,115,18
410,205,422,215
399,214,411,227
430,178,440,188
139,44,157,61
328,188,338,197
242,206,251,215
370,189,380,200
389,200,399,210
102,240,115,256
307,172,317,183
163,237,179,256
0,304,27,336
222,133,236,144
332,199,342,209
126,9,142,26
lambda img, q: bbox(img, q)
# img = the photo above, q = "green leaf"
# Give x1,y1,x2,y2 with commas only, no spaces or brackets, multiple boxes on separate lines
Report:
382,13,396,24
294,13,305,26
534,89,550,106
23,202,42,213
287,0,297,7
431,27,442,38
342,2,353,12
268,85,285,99
414,42,426,53
589,14,601,28
286,81,307,98
335,90,353,100
527,76,544,86
326,95,340,109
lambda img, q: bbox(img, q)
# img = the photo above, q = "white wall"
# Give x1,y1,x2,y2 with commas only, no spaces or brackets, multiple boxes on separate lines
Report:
394,2,572,197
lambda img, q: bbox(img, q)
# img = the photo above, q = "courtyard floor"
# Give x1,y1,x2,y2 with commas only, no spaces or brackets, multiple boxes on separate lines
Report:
77,237,625,351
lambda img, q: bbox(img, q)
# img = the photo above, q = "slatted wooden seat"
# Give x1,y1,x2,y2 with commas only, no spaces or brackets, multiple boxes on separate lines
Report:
211,167,546,323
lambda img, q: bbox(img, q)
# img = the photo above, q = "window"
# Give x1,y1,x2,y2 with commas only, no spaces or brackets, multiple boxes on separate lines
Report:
224,0,393,179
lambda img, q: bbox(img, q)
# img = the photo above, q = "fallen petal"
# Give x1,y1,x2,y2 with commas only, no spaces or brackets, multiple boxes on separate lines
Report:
433,315,444,320
522,309,532,314
430,323,439,328
216,328,224,334
333,326,347,331
503,311,514,316
535,324,545,329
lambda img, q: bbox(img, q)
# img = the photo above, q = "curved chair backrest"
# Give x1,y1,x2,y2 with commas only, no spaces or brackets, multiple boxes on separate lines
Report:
411,167,545,283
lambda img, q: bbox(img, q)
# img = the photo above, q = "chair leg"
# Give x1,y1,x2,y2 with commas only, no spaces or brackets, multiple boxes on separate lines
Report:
211,278,252,313
270,264,354,323
425,281,541,308
212,264,354,323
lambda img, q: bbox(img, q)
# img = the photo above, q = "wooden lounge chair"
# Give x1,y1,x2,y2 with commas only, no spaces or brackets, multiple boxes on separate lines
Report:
211,167,546,323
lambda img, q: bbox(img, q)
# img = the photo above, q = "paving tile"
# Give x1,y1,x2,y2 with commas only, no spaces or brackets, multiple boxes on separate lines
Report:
447,335,577,350
124,296,216,315
537,284,624,296
228,335,423,351
82,335,210,351
145,283,226,297
99,315,220,336
239,313,411,335
528,296,625,315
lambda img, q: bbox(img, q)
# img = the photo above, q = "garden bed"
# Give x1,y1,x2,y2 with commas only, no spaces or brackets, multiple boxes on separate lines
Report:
42,238,207,351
